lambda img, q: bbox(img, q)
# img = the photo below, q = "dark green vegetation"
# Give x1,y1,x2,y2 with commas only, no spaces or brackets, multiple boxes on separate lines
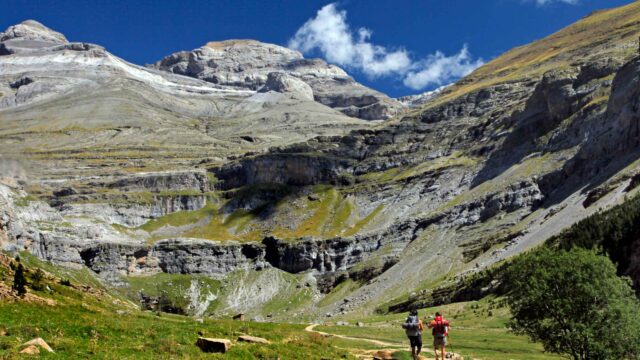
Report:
550,193,640,292
10,258,26,296
506,247,640,360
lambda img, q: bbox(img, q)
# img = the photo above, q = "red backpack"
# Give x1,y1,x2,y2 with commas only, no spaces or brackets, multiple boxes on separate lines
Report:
432,316,449,337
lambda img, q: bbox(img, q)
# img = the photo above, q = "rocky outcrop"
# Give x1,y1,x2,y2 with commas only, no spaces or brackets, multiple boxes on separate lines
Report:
104,171,211,193
599,57,640,154
212,153,354,190
0,20,67,43
258,72,313,101
437,180,544,228
150,40,403,120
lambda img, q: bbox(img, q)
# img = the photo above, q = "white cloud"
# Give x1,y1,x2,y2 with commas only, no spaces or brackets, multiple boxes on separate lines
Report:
288,4,411,77
403,45,484,90
533,0,579,5
288,3,484,90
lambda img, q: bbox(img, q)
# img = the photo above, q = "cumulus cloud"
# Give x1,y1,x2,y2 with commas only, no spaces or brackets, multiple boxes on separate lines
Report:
288,4,411,77
288,3,484,90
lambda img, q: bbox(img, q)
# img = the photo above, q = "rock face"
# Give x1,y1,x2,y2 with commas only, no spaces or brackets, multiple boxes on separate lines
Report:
258,72,314,101
151,40,403,120
0,20,67,43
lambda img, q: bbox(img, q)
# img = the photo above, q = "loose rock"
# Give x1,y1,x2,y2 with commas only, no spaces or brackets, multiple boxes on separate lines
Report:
237,335,271,344
22,337,54,353
195,337,232,353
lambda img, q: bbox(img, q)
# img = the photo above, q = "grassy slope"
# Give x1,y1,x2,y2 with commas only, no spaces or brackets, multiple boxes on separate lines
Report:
0,253,352,360
137,185,385,242
1,252,565,359
321,297,561,360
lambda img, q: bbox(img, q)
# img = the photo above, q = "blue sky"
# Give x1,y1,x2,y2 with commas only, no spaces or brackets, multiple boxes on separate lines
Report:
0,0,632,97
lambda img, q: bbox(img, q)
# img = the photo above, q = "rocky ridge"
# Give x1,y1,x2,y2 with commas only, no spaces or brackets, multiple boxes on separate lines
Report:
151,39,403,120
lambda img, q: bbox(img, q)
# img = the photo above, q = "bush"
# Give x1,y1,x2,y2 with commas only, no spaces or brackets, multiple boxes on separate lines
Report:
31,268,45,291
506,247,640,360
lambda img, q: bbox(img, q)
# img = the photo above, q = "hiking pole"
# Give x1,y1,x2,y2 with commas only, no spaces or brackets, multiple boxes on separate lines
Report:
447,334,454,358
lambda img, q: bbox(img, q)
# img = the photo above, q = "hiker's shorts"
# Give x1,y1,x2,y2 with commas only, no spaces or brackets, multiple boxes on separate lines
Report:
434,335,447,347
408,335,422,348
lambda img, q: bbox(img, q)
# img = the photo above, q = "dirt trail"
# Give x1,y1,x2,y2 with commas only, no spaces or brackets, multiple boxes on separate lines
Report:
304,324,403,347
304,324,467,360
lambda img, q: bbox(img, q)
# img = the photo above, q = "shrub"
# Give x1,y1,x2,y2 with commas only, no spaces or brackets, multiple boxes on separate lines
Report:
31,268,45,291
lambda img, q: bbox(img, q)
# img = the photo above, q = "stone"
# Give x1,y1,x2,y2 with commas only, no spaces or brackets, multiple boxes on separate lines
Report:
372,350,394,360
237,335,271,344
336,321,349,326
356,322,364,327
22,337,53,353
195,337,232,353
20,345,40,355
53,187,77,197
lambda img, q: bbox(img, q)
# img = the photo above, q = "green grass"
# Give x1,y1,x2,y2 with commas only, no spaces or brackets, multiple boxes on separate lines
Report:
0,302,354,359
0,253,353,359
139,203,217,233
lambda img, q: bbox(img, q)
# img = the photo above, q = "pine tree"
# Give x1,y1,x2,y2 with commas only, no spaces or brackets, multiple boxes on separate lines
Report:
12,262,27,296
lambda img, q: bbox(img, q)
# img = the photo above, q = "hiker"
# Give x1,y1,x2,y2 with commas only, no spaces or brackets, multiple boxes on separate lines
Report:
401,309,423,360
428,311,450,360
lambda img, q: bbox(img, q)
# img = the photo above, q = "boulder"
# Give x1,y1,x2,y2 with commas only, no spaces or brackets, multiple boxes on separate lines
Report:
259,72,314,101
22,337,54,353
237,335,271,344
195,337,232,353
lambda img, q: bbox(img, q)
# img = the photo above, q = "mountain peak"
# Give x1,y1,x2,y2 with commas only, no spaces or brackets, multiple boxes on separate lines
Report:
0,19,67,43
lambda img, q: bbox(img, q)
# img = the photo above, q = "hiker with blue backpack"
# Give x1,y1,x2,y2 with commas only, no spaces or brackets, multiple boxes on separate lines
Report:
401,309,424,360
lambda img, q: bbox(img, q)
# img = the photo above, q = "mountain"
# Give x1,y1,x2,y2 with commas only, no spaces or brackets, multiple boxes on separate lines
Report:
2,1,640,323
0,20,385,183
150,39,403,120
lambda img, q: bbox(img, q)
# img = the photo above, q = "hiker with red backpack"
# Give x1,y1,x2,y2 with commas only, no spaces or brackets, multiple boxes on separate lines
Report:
428,312,450,360
401,309,424,360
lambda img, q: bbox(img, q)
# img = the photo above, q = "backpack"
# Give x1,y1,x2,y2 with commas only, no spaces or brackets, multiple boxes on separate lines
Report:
432,316,449,337
402,315,421,336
